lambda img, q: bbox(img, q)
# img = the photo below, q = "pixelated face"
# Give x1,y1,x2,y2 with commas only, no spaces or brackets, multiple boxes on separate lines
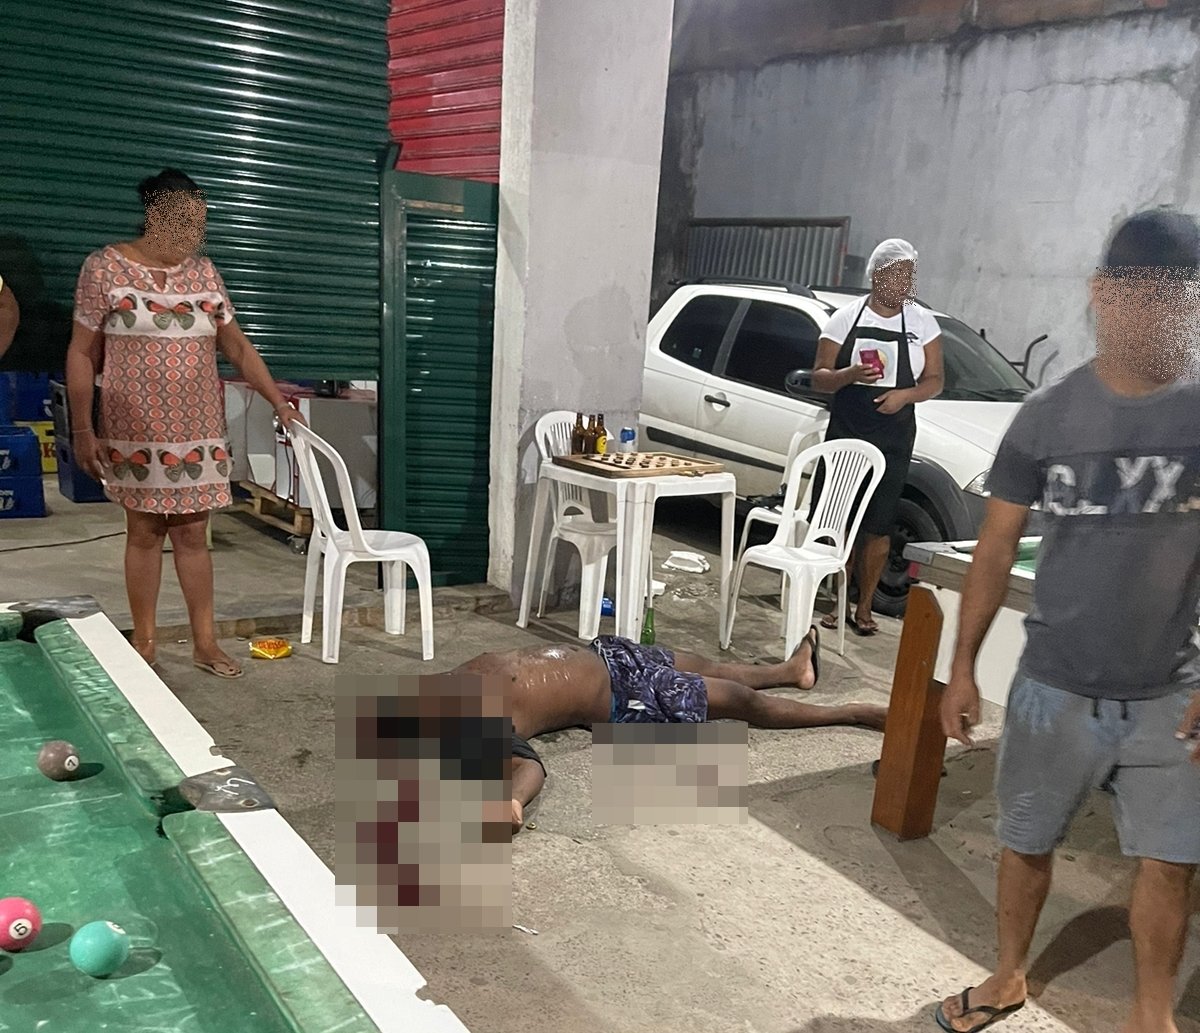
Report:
873,259,915,308
334,673,514,934
1091,270,1200,381
145,192,207,262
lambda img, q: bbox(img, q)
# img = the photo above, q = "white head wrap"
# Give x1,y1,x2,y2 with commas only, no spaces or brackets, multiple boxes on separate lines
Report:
867,238,918,278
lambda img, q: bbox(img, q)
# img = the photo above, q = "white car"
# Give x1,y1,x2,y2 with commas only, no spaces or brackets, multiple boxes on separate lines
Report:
640,280,1037,615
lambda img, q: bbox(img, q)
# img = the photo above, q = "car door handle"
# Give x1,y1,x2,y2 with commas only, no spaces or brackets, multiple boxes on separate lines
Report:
704,395,731,409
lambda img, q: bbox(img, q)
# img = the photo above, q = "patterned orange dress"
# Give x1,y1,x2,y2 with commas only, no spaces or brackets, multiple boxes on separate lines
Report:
73,246,234,514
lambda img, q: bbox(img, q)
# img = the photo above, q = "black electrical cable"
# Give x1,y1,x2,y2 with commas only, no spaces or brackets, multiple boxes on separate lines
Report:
0,531,126,554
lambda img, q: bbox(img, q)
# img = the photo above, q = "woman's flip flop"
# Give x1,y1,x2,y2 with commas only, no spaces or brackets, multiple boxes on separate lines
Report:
194,658,244,680
934,988,1025,1032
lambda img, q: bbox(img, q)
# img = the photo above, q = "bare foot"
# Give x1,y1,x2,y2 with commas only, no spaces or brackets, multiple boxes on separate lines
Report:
193,647,243,679
1119,1010,1180,1033
511,799,525,835
852,705,888,732
937,974,1026,1032
132,639,156,666
787,633,817,690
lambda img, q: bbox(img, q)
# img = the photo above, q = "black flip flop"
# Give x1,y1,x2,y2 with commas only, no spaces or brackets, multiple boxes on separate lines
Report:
806,624,820,686
934,988,1025,1032
847,615,878,638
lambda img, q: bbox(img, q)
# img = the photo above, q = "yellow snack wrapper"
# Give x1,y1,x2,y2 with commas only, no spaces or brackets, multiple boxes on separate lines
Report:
250,637,293,660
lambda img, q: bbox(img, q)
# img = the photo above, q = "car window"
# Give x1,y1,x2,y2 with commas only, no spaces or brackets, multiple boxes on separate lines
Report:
659,295,741,373
937,318,1030,401
723,301,821,395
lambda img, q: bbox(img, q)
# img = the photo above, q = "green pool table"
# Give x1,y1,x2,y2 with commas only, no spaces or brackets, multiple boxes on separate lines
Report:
0,600,468,1033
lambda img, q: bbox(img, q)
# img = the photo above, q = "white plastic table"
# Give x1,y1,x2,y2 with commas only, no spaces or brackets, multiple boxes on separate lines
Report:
517,460,737,642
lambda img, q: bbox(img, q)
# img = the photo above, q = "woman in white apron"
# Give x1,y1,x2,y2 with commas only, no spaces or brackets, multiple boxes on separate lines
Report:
811,239,945,635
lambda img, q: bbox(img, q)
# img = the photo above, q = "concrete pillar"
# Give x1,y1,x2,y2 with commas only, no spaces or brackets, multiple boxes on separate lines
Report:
488,0,675,598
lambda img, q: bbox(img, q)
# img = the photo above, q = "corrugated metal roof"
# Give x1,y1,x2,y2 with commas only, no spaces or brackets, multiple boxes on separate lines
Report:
388,0,504,182
1,0,389,379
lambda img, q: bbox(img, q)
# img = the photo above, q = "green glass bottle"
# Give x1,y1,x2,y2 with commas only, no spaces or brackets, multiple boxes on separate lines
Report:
640,606,656,646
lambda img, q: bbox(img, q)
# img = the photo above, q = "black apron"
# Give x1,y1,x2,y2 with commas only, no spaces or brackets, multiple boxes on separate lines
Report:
825,298,917,457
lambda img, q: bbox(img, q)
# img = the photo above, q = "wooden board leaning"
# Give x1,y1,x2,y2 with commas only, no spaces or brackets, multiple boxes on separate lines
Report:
551,452,725,478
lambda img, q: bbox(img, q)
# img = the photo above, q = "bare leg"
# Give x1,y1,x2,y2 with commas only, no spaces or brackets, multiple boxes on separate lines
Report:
124,511,168,664
167,512,240,677
705,678,885,731
853,532,890,629
939,848,1051,1031
1122,859,1194,1033
673,631,817,690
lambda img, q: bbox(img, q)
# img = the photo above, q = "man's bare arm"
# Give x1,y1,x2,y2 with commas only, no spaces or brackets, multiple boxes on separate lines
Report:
950,498,1030,679
0,283,19,359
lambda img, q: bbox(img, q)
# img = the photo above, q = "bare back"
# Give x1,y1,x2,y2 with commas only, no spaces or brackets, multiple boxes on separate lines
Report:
453,644,611,739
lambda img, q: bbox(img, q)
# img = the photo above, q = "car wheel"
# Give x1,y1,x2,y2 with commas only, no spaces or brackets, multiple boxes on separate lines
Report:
872,497,945,618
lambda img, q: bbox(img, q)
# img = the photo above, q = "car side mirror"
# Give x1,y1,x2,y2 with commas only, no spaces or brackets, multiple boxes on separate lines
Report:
785,369,814,395
785,369,829,408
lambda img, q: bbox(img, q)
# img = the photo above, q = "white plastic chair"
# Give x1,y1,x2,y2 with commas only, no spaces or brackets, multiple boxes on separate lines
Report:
290,423,433,664
722,439,886,659
736,431,811,562
533,411,618,640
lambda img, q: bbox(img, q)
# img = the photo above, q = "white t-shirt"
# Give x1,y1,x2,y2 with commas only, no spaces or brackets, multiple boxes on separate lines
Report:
820,298,941,388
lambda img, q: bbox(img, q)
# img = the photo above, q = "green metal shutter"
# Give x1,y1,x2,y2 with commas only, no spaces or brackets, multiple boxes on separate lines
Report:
1,1,389,379
380,171,496,585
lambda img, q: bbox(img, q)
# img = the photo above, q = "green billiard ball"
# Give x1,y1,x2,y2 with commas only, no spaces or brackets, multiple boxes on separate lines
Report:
69,921,131,978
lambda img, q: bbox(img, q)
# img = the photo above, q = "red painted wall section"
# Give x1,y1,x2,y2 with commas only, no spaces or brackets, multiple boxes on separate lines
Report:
388,0,504,182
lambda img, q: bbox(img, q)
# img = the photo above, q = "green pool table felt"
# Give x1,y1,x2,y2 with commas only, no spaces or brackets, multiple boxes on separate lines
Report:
0,621,377,1033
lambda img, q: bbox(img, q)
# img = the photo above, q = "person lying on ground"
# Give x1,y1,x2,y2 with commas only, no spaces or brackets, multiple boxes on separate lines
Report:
447,628,888,833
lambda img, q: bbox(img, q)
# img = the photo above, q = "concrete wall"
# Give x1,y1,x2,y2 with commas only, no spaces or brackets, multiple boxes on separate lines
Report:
659,10,1200,382
671,0,1190,70
489,0,674,597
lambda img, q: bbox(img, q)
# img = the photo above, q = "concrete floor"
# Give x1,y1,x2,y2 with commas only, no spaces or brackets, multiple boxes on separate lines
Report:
4,483,1199,1033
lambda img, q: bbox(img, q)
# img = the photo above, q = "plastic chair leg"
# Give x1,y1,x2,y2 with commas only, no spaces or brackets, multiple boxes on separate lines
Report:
537,536,560,618
837,568,848,657
577,550,608,641
384,561,407,636
721,557,751,650
414,552,434,661
737,515,755,566
322,553,350,664
301,535,323,645
783,569,819,659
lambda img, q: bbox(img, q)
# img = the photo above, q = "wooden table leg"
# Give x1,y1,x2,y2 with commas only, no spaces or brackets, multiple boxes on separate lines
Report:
870,585,948,841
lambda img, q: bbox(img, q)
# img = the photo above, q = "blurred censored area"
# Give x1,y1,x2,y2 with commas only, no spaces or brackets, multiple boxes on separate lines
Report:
333,673,513,934
592,721,748,826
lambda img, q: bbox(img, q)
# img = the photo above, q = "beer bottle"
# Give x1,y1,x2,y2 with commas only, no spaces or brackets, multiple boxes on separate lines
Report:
583,415,598,455
640,606,656,646
570,412,586,454
595,414,608,455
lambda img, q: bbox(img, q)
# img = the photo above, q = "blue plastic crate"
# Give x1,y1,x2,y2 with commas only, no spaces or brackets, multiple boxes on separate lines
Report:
55,436,108,504
0,426,42,477
0,474,47,518
0,372,53,421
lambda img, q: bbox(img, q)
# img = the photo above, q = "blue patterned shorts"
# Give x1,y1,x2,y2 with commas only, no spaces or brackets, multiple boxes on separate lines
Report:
590,636,708,724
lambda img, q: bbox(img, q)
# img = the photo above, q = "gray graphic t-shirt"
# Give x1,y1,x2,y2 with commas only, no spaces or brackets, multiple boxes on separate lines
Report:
987,363,1200,700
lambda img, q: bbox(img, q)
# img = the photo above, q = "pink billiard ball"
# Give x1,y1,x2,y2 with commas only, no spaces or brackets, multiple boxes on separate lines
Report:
0,897,42,951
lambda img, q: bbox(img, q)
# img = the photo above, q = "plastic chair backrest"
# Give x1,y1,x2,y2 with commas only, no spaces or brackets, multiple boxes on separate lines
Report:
534,410,587,513
289,422,371,553
770,439,886,563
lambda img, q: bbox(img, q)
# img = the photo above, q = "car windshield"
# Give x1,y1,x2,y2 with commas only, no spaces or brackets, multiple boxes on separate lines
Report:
937,317,1031,402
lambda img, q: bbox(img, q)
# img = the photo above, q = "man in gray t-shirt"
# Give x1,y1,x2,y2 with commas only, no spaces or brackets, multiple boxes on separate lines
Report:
936,210,1200,1033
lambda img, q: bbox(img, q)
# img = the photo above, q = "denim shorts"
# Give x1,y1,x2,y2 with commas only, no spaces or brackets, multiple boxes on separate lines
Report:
996,673,1200,863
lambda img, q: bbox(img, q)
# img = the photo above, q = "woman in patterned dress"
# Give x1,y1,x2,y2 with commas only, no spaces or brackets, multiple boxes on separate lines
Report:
66,169,304,678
